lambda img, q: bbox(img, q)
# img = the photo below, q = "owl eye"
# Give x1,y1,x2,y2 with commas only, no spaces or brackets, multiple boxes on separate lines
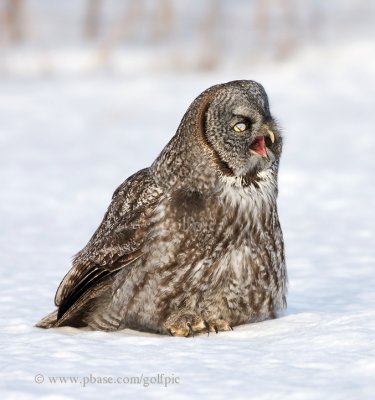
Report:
232,122,248,133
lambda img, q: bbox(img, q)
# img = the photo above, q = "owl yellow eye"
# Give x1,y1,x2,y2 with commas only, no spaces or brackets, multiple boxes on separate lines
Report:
233,122,248,133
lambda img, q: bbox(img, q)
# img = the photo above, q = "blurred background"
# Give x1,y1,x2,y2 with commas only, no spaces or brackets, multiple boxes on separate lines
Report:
1,0,375,75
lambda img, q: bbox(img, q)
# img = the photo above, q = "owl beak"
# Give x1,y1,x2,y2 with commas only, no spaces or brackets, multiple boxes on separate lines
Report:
264,128,275,144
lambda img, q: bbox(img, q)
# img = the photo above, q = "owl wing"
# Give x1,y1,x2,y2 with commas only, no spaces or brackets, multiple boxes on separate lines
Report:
54,168,163,320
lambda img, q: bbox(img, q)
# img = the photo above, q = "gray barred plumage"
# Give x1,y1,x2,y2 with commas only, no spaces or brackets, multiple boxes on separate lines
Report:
36,80,287,336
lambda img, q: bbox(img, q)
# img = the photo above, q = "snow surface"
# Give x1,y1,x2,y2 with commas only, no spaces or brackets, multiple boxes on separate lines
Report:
1,43,375,399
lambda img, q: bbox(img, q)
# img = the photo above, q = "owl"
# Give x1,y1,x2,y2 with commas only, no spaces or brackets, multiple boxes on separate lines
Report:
36,80,287,336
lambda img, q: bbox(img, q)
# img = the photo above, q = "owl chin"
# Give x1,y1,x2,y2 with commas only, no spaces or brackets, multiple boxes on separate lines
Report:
233,152,274,178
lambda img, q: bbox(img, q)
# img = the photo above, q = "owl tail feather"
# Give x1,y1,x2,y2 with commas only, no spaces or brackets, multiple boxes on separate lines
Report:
35,310,58,329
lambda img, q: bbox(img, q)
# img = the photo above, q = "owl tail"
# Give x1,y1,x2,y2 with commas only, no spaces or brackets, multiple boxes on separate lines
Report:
35,310,58,329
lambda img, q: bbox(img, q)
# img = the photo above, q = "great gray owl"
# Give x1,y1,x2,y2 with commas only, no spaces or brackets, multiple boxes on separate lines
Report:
36,80,287,336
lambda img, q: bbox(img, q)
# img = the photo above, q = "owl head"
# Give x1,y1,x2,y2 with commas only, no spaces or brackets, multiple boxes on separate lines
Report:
188,80,282,180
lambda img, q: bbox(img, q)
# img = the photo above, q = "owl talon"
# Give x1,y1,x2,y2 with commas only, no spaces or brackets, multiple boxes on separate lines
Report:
187,322,195,337
206,319,233,333
204,321,210,336
164,313,206,337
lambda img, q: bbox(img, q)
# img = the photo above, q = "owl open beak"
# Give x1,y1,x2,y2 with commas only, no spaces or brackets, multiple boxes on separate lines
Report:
249,128,275,158
250,136,268,158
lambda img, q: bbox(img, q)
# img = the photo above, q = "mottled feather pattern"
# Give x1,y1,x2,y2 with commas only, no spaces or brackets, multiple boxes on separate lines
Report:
37,80,287,336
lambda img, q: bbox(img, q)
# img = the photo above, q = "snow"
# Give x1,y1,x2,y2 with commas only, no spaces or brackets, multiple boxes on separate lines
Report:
1,41,375,399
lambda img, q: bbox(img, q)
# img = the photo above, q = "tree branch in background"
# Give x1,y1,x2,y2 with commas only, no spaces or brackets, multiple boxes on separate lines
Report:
1,0,25,43
276,0,297,59
99,0,144,65
151,0,174,43
198,0,220,70
84,0,102,39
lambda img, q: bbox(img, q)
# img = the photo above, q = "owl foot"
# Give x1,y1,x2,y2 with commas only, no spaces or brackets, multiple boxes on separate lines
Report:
206,319,234,334
164,314,233,337
164,313,207,337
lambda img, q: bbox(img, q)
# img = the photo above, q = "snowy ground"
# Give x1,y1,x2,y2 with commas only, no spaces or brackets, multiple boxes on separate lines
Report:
1,43,375,399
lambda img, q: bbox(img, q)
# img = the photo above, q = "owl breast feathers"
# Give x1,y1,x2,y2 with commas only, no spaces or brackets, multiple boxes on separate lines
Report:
37,80,287,336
